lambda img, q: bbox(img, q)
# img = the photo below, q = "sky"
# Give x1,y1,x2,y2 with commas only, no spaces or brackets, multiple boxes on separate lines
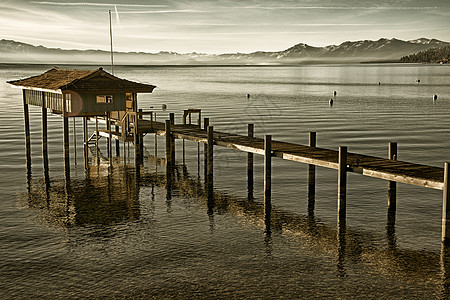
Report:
1,0,450,54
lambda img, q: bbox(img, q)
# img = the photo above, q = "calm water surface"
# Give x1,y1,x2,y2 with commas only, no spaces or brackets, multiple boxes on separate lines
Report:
1,63,450,298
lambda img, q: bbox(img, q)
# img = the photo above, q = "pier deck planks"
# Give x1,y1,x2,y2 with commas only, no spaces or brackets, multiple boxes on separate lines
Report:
135,119,444,190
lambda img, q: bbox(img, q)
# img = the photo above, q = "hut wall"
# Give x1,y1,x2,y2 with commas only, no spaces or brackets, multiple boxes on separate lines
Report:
78,92,126,113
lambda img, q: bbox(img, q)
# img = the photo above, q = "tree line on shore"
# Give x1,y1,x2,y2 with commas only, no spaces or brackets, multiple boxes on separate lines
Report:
400,46,450,63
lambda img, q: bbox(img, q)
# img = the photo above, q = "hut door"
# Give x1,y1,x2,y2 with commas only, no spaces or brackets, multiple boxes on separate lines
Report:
126,93,134,111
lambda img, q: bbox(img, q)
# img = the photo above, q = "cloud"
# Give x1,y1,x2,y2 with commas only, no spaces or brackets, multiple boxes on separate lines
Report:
31,2,167,8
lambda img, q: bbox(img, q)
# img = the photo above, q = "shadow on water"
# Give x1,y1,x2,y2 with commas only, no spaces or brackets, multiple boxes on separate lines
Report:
20,151,450,297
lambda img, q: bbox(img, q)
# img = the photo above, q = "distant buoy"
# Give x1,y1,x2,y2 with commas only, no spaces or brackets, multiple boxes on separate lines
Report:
329,98,333,105
378,82,381,85
433,94,438,101
417,79,421,83
247,94,251,99
162,104,167,110
333,91,337,96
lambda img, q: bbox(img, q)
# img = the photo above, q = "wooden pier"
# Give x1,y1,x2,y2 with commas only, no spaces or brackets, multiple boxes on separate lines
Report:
9,67,450,247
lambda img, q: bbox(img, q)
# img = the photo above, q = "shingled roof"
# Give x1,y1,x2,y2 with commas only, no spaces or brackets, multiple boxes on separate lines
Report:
7,67,156,93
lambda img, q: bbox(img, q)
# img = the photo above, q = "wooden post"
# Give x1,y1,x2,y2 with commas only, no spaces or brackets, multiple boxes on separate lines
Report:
134,113,141,165
42,92,49,185
247,124,254,199
23,90,31,173
169,113,175,163
198,111,201,128
83,117,88,168
308,132,316,215
264,135,272,233
63,97,70,179
203,118,209,180
207,126,214,200
115,125,120,157
165,120,172,188
442,162,450,245
388,142,397,210
95,116,99,161
73,117,77,160
338,146,347,222
138,109,144,158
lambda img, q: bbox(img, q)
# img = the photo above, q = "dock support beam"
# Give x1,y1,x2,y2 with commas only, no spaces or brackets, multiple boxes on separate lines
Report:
388,142,397,210
115,125,120,157
442,162,450,245
139,109,144,158
41,92,49,186
165,120,172,188
264,135,272,233
308,132,316,214
170,113,175,164
83,117,88,167
63,115,70,179
203,118,209,180
207,126,214,200
338,146,347,223
23,90,31,174
247,124,254,200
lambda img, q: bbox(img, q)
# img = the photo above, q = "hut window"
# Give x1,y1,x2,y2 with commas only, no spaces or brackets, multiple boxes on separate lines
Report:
97,95,113,103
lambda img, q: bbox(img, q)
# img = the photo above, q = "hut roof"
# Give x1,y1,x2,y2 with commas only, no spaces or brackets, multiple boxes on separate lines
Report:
7,67,156,93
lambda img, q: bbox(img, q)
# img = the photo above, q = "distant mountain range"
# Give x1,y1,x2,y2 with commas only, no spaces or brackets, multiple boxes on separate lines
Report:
1,38,449,65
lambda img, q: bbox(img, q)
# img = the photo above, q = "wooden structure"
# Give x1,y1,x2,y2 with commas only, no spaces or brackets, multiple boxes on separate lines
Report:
8,67,450,246
8,66,156,171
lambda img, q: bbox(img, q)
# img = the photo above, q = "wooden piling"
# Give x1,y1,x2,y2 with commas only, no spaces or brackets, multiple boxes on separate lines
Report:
207,126,214,199
442,162,450,245
165,120,172,166
23,90,31,171
388,142,397,210
139,109,144,158
134,113,141,165
170,113,175,163
203,118,209,180
308,132,316,214
83,117,88,168
264,135,272,232
95,116,99,160
73,117,77,159
42,92,49,185
62,113,70,178
165,120,172,188
115,125,120,157
248,124,254,199
338,146,347,221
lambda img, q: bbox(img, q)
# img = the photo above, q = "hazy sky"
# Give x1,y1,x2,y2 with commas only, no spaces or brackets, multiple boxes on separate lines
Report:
1,0,450,54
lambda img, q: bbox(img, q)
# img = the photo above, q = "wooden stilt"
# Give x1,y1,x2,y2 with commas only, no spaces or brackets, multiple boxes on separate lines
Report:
23,90,31,173
107,113,112,166
42,92,49,185
388,142,397,210
264,135,272,233
73,117,77,160
203,118,209,180
247,124,254,199
170,113,175,164
115,125,120,157
165,120,172,189
63,116,70,179
95,116,99,160
207,126,214,199
138,109,144,158
308,132,316,214
134,113,140,165
442,162,450,245
338,146,347,222
83,117,88,168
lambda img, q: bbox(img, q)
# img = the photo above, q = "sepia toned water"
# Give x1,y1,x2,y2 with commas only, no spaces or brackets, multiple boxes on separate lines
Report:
1,63,450,298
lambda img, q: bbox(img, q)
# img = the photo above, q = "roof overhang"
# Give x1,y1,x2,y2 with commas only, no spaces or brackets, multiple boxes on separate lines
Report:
9,84,62,94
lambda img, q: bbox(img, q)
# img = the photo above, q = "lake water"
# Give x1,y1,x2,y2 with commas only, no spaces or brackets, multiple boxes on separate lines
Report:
1,63,450,298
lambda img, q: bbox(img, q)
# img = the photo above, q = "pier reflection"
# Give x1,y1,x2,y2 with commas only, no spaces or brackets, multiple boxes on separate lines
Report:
21,152,450,293
24,162,141,227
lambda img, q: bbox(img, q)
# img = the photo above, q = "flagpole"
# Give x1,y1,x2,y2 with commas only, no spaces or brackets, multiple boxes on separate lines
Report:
109,10,114,75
